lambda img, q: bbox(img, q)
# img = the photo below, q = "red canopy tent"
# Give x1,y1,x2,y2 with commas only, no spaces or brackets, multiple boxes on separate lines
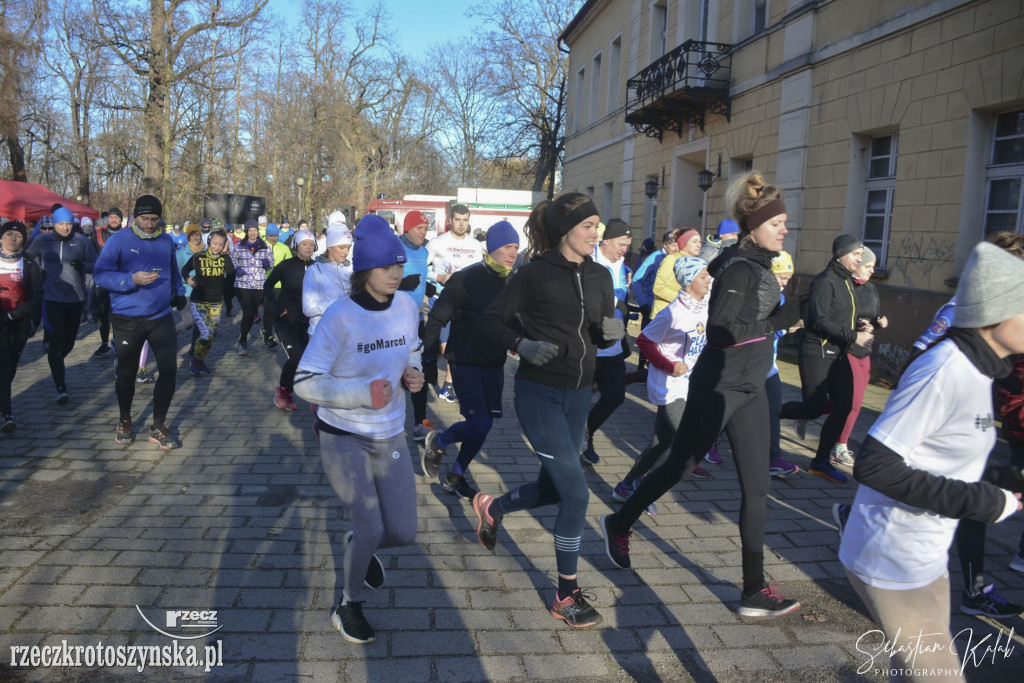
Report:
0,180,101,223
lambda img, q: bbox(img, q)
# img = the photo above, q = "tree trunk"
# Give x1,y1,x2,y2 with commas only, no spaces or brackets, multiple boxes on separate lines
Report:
5,137,28,182
143,0,168,196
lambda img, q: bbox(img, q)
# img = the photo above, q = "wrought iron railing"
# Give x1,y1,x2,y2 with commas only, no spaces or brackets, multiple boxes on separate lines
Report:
625,39,732,139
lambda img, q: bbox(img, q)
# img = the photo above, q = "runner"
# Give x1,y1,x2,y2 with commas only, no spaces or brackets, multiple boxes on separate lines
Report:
612,255,711,514
601,171,802,618
420,221,521,498
766,251,802,477
0,221,44,432
837,241,1024,675
264,229,316,409
397,211,435,441
90,208,124,357
93,194,187,449
474,192,619,628
302,219,352,334
581,219,633,465
260,223,291,349
180,230,234,376
230,219,272,355
26,206,97,403
293,215,423,645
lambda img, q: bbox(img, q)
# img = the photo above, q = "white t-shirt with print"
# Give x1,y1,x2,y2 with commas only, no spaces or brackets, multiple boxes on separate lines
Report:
839,339,999,590
641,295,708,405
426,232,482,281
299,293,420,439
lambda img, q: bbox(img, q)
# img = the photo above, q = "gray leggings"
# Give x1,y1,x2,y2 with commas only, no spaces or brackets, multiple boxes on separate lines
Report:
320,431,418,602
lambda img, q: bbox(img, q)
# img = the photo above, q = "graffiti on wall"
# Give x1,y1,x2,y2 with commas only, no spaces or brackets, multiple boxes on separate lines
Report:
890,233,955,289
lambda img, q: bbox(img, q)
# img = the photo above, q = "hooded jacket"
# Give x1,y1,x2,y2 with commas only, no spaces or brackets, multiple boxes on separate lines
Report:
25,231,96,302
302,256,352,334
478,248,615,389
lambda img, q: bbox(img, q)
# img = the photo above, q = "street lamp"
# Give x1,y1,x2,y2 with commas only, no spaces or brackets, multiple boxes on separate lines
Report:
296,177,304,221
698,153,722,192
644,178,659,199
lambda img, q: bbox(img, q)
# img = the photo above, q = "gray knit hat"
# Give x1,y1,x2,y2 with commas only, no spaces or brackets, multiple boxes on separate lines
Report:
952,242,1024,328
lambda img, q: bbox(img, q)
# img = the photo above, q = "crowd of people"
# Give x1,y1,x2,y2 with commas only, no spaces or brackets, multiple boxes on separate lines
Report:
1,177,1023,679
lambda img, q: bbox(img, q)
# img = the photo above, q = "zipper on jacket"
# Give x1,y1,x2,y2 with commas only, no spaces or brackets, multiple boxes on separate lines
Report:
574,269,585,388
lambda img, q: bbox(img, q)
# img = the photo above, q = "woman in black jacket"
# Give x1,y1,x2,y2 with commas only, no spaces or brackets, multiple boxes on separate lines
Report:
601,171,802,618
264,230,317,411
779,235,874,483
1,221,44,432
473,192,619,628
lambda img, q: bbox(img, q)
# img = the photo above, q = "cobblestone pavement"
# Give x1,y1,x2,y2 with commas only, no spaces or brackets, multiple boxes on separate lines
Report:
1,317,1023,682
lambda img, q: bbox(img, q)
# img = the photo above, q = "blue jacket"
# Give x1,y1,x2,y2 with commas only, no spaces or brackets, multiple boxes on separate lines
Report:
93,228,185,319
26,232,97,303
400,235,429,311
632,249,668,308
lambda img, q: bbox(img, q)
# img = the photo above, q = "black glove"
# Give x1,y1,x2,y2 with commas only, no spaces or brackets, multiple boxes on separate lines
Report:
70,260,84,272
399,274,421,291
172,295,188,310
516,339,559,366
768,301,800,332
601,316,625,342
421,355,438,386
425,282,437,298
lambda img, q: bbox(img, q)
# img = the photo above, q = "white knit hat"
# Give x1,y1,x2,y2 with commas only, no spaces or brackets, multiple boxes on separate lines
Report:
327,210,347,226
953,242,1024,328
325,224,353,247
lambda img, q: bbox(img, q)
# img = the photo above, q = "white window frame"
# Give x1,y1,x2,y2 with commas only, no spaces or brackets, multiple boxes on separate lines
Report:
862,134,898,267
608,35,622,115
650,1,668,63
590,52,603,124
983,108,1024,236
574,67,586,132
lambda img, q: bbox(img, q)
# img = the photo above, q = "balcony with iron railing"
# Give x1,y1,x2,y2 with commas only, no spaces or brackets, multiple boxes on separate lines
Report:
625,39,732,141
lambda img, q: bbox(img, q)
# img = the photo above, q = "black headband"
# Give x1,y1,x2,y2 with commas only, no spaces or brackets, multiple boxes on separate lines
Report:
549,200,599,239
741,199,787,233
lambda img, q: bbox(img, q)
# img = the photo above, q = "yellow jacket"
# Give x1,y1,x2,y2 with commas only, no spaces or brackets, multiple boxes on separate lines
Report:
651,252,683,318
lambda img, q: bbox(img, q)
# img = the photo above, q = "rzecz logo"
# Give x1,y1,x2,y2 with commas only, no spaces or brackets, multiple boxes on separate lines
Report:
136,606,222,640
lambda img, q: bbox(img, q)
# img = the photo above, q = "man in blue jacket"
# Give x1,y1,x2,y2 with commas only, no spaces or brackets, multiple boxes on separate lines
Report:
27,206,97,403
93,194,187,449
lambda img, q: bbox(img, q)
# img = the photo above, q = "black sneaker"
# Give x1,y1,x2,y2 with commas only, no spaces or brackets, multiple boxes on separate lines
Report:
55,389,69,405
147,425,174,450
960,584,1023,619
343,531,385,589
1,415,15,433
442,471,478,500
422,430,445,478
262,331,278,349
93,343,112,357
600,514,632,569
580,439,600,466
738,582,801,617
331,601,375,644
550,589,603,628
472,493,500,551
188,358,201,376
115,419,134,445
832,503,850,542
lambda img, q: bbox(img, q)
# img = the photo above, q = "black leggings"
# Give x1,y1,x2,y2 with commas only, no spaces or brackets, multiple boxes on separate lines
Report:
237,288,264,343
112,313,177,427
95,287,111,344
43,300,84,391
274,315,308,391
263,289,278,340
780,349,854,463
0,328,29,415
587,355,627,438
610,364,772,595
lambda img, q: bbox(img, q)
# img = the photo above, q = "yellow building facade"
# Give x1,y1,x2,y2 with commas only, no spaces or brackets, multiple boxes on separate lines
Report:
561,0,1024,367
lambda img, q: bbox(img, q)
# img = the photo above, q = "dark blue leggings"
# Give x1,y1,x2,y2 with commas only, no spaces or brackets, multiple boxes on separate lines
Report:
440,363,503,474
495,379,590,577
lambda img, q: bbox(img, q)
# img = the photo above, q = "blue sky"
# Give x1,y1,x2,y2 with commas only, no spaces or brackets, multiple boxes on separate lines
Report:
268,0,482,60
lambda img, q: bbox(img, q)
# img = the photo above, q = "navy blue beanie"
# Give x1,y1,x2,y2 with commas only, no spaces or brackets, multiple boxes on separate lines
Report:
485,221,519,253
353,215,407,272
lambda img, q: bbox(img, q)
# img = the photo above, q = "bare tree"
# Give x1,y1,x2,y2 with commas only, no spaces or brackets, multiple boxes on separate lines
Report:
471,0,581,197
0,0,47,181
93,0,267,196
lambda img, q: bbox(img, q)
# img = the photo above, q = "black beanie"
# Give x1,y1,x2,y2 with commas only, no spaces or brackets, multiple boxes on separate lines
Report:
602,219,632,241
832,234,863,259
133,195,162,218
108,207,124,219
1,220,27,241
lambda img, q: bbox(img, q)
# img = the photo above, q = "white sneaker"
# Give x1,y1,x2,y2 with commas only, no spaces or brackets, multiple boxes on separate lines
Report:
830,446,855,467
